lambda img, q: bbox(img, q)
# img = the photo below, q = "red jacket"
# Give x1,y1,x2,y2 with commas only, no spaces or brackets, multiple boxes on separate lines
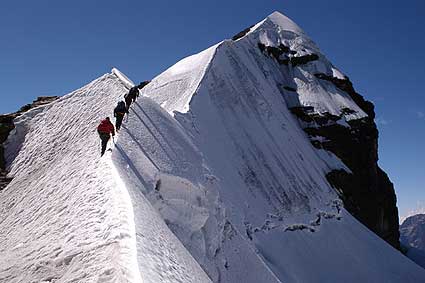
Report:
97,119,115,135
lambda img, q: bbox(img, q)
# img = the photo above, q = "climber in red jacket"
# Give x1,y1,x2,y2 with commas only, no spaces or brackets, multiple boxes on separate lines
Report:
97,117,115,156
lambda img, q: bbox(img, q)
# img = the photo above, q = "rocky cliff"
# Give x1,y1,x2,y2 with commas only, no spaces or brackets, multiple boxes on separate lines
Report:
291,75,400,248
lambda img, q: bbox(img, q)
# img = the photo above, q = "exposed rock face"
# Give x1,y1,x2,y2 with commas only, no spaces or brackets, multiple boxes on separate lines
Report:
314,73,375,118
401,214,425,251
258,43,319,66
400,214,425,269
0,171,13,191
16,96,59,114
0,115,16,170
291,75,400,249
232,25,254,41
0,96,59,190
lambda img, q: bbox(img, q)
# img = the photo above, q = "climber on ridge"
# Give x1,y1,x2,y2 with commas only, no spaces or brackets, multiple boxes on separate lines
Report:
97,117,115,156
124,81,150,110
113,101,128,131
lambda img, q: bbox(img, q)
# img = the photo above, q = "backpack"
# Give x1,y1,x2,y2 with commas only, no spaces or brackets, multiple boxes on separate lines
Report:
114,101,127,116
115,102,126,112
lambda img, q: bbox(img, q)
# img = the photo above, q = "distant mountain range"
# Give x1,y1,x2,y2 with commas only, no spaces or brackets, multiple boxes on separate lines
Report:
400,214,425,269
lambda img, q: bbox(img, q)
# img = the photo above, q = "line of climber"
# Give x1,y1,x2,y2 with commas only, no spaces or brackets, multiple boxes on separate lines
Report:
96,81,150,156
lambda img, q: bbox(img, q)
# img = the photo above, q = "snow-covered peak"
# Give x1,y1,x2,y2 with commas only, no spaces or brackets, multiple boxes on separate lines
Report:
266,11,306,35
144,10,365,121
247,11,307,41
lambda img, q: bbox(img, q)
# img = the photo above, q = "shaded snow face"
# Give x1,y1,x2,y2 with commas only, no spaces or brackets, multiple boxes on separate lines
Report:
110,96,281,282
196,41,339,214
138,11,425,283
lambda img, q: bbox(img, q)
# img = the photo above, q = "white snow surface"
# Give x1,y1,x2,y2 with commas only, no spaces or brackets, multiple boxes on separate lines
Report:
266,11,306,35
1,10,425,283
0,73,209,283
141,44,219,114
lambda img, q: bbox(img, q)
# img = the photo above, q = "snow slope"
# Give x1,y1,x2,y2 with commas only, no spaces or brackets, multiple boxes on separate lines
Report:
140,11,425,282
0,72,209,283
1,11,425,283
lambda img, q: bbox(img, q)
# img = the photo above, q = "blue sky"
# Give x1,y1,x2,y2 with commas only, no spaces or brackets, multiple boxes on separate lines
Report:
1,0,424,219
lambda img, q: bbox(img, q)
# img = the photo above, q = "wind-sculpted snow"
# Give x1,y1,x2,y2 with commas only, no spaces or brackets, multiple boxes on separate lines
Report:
0,73,209,283
111,97,278,282
0,74,142,282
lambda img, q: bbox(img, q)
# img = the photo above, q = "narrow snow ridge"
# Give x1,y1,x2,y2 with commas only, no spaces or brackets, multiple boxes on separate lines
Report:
0,70,210,283
112,67,135,89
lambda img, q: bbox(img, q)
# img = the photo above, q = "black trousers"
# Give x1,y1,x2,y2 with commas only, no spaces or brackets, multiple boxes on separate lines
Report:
99,132,110,156
125,98,132,111
115,114,124,130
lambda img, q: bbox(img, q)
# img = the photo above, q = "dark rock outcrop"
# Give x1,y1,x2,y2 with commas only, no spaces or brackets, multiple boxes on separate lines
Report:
0,171,13,191
232,25,254,41
258,43,290,65
315,73,375,119
283,86,297,92
17,96,59,114
258,43,319,66
0,96,59,191
0,114,16,170
291,54,319,67
291,77,400,249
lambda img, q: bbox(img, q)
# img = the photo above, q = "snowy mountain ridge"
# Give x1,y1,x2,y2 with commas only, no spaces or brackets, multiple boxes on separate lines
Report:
144,12,366,121
1,11,424,282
